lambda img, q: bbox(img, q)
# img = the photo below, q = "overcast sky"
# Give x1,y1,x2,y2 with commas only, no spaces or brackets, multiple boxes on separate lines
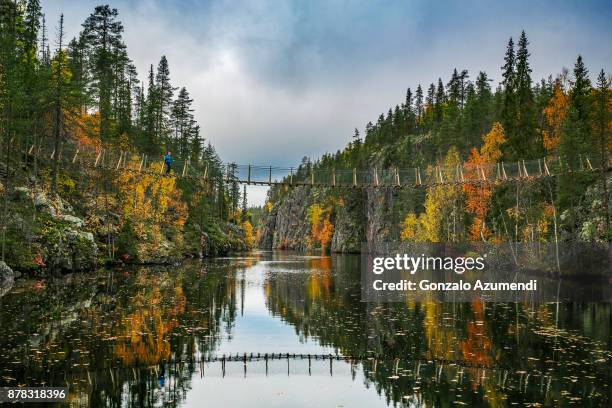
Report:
41,0,611,205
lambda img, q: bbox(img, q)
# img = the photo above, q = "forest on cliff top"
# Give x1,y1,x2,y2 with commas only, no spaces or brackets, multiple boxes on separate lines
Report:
0,2,255,272
265,31,610,252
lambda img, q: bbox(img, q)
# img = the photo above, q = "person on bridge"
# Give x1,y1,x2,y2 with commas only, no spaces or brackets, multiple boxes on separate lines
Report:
164,151,173,175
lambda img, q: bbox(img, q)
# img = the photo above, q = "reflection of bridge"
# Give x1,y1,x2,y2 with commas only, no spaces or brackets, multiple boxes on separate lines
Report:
63,352,555,397
8,139,609,188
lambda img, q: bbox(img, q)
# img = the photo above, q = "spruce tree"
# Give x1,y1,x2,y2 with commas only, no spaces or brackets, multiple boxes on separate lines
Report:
415,84,423,116
593,70,609,234
155,55,176,149
514,31,537,157
81,5,126,141
500,37,516,155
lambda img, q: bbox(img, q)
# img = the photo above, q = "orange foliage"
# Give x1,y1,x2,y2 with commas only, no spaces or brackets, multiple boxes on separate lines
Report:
463,123,505,241
307,203,335,253
114,282,186,366
542,82,567,153
460,301,493,369
70,112,102,150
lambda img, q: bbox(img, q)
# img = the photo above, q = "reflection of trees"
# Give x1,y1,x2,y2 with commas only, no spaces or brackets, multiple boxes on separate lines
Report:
0,261,239,407
264,254,612,407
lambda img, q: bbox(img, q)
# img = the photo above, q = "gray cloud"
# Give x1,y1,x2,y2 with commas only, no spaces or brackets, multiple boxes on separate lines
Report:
42,0,612,204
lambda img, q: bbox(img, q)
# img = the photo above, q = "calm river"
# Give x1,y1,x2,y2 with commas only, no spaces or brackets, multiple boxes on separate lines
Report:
0,251,610,407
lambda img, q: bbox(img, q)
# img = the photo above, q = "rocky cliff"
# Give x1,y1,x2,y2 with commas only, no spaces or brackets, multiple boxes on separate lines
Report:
259,186,409,253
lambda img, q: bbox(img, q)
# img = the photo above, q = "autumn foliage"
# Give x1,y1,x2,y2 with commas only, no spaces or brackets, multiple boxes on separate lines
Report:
542,81,568,153
463,122,506,240
307,203,335,253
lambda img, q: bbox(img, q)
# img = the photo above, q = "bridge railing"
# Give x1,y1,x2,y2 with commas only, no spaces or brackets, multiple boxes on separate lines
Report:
5,136,608,188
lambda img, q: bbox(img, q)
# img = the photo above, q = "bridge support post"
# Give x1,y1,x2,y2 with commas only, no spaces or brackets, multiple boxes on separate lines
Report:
269,166,272,184
290,167,293,185
247,165,251,184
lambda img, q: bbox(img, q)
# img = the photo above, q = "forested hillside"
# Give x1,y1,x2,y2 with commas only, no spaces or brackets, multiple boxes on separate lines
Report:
262,32,610,252
0,2,253,272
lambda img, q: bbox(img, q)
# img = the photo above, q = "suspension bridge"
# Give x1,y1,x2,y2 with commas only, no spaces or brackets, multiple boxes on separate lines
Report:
2,138,609,189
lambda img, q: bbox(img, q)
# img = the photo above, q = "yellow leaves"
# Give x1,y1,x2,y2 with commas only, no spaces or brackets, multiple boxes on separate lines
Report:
242,220,256,248
401,148,463,243
480,122,506,162
265,201,273,213
307,203,334,253
400,212,421,241
116,158,188,251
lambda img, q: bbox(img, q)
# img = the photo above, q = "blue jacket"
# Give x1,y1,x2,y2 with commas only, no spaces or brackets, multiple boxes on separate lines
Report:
164,154,173,165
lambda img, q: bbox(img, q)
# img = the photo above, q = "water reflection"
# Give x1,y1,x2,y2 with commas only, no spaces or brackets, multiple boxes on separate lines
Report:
0,251,610,407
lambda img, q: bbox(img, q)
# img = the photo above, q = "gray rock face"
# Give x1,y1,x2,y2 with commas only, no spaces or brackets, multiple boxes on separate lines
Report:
0,261,15,298
45,229,98,271
7,186,99,272
259,188,312,251
259,186,396,253
136,238,181,265
59,214,85,228
331,190,365,253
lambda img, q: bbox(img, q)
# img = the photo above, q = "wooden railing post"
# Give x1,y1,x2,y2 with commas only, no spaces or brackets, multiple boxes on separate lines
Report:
374,167,379,187
290,167,293,185
116,151,123,170
395,167,400,187
310,168,314,185
332,168,336,186
353,168,357,187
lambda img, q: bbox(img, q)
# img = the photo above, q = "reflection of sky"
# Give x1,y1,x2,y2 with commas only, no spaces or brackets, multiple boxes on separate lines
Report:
42,0,612,205
214,260,335,355
185,364,388,408
186,254,389,407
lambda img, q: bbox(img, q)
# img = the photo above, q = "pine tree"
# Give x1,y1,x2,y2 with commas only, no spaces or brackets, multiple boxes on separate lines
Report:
155,55,176,149
434,78,445,125
514,31,537,157
50,14,68,193
144,64,158,154
561,55,592,163
81,5,126,141
171,86,195,157
415,84,424,132
404,87,415,134
241,185,248,222
593,70,610,234
500,37,516,154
